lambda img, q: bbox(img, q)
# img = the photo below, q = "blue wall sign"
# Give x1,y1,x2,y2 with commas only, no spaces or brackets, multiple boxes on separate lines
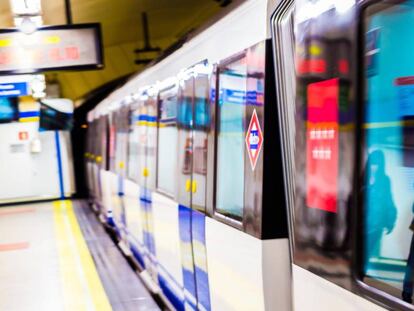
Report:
0,82,29,97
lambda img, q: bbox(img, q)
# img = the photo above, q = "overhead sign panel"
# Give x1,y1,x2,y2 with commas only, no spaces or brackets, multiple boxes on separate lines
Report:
0,23,103,74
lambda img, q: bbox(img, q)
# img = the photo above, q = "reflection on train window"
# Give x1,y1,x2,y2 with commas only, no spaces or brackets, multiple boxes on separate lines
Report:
306,79,339,213
192,74,210,212
216,55,246,220
194,82,210,130
362,1,414,304
193,76,210,176
109,113,117,172
178,95,192,129
157,89,178,196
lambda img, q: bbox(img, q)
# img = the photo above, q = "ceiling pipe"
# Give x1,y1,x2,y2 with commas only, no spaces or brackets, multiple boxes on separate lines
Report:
215,0,232,7
134,12,161,65
64,0,72,24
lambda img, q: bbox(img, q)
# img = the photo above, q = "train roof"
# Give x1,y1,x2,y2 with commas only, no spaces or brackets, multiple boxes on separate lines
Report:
89,0,276,120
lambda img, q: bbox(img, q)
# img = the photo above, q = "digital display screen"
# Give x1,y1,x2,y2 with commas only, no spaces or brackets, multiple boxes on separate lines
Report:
0,97,18,122
0,23,103,74
306,78,339,213
39,102,73,131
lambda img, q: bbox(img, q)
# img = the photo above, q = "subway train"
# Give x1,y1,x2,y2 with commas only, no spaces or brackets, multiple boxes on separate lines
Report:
85,0,414,310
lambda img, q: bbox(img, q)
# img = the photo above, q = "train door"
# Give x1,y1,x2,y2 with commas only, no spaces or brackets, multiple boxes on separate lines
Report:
99,114,113,224
176,63,212,311
272,0,392,309
141,90,159,284
85,118,95,199
115,104,131,241
124,99,147,268
109,105,129,240
93,115,106,211
203,41,291,311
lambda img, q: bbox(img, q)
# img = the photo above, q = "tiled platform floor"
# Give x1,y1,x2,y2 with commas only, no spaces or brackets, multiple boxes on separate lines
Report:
0,200,160,311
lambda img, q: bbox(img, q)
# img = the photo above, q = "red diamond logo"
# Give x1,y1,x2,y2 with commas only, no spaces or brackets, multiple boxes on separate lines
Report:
245,109,263,170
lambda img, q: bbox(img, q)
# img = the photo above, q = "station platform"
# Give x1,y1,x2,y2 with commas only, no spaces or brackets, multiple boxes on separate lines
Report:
0,200,160,311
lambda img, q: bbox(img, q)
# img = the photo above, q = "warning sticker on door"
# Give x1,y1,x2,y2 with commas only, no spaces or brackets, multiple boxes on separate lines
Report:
245,109,263,170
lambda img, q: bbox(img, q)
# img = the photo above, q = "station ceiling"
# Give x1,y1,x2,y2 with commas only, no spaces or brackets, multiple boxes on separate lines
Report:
0,0,231,104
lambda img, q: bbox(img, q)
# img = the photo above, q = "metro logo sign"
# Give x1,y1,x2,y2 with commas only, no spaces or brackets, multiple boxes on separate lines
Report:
245,109,263,170
18,131,28,141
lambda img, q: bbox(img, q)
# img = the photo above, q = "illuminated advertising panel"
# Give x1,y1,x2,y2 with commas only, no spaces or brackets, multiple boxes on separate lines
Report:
0,23,103,74
306,78,339,213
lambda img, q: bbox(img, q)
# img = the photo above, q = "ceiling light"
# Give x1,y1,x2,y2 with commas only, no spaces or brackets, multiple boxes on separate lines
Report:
17,16,37,35
10,0,41,16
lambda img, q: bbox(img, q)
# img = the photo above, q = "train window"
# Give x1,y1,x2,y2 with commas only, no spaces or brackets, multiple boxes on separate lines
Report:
194,79,210,131
157,87,178,196
215,54,247,220
94,116,107,169
192,73,211,212
145,95,158,190
112,106,129,175
193,75,210,173
103,115,110,171
362,1,414,304
178,91,192,130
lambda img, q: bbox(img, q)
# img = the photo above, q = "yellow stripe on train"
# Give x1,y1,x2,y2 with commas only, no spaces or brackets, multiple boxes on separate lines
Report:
19,117,40,123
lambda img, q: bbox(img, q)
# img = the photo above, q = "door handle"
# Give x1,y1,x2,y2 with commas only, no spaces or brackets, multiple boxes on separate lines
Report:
143,167,149,177
185,179,191,192
192,180,197,193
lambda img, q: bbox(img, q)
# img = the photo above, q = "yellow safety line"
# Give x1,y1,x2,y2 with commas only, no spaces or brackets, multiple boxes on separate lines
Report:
53,200,112,311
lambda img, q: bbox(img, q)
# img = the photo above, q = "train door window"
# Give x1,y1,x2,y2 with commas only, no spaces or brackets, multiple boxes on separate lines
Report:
145,94,158,190
96,116,103,167
157,86,178,196
114,106,129,175
104,115,110,171
128,101,141,183
215,54,247,220
109,111,117,172
177,76,193,207
192,72,211,212
361,1,414,304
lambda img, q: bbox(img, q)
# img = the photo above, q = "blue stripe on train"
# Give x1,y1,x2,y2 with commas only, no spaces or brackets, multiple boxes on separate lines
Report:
138,115,157,122
140,188,156,256
158,273,185,311
130,243,146,268
179,205,198,309
191,210,211,311
19,111,39,118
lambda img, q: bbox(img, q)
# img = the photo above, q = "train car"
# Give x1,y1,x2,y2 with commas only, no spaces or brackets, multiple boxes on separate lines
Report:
273,0,414,310
87,0,414,310
86,0,290,310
